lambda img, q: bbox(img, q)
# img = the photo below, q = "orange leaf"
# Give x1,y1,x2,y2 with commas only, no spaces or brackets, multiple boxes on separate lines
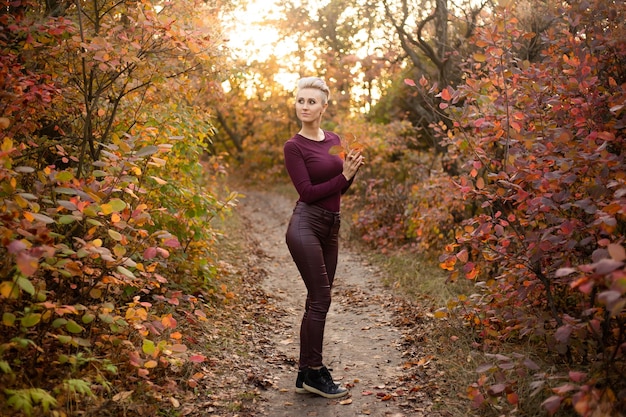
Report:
161,314,177,329
328,145,344,156
440,87,452,101
16,252,39,277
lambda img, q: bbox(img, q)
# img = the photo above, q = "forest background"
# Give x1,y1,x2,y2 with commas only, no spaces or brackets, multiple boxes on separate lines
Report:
0,0,624,416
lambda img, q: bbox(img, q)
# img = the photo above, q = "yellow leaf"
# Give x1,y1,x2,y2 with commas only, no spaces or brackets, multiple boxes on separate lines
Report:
14,194,29,208
150,176,167,185
434,310,448,319
473,53,487,62
144,360,158,368
89,288,102,299
0,281,20,299
1,137,13,151
100,203,113,215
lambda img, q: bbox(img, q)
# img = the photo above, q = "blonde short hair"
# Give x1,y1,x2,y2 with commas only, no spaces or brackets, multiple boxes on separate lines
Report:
297,77,330,104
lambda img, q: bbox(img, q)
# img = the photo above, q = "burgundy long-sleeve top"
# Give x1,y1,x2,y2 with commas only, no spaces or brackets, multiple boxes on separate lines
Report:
284,131,353,212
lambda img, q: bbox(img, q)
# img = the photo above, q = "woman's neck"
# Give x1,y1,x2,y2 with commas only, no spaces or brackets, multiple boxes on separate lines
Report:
299,124,325,142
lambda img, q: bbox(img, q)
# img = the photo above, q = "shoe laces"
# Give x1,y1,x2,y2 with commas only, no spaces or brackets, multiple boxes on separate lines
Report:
319,366,336,387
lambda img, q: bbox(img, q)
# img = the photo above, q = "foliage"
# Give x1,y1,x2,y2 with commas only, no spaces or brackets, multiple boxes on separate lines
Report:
427,0,626,414
342,116,467,255
0,1,237,415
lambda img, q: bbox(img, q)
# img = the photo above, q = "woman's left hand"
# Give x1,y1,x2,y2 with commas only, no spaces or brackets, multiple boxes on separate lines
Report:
343,149,364,180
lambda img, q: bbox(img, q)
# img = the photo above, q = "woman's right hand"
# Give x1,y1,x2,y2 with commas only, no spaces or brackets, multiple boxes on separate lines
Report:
342,149,364,180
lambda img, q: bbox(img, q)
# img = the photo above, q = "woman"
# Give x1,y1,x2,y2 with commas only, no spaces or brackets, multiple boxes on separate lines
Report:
284,77,364,399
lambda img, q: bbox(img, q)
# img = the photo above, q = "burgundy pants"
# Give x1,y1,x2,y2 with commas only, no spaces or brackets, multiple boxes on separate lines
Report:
285,201,340,369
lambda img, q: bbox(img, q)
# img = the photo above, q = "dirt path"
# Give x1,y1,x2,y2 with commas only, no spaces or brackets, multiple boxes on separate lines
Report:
235,189,440,417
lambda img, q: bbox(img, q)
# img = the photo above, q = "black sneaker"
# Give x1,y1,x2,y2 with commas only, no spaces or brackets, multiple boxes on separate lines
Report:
303,367,349,399
295,369,307,394
296,367,341,394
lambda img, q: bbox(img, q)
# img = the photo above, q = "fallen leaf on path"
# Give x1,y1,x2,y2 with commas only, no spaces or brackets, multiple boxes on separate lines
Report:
339,398,353,405
112,390,133,402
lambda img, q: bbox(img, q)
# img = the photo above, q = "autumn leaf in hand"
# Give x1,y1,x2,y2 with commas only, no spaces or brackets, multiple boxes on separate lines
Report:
329,133,365,159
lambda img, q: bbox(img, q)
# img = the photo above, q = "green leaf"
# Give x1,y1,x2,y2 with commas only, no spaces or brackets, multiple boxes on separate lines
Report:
54,187,78,195
52,318,68,328
86,218,103,226
6,389,34,414
108,229,123,241
81,313,95,324
135,145,159,157
21,313,41,328
64,379,95,397
101,198,126,215
56,171,74,182
65,320,84,334
30,388,59,412
98,313,114,324
117,265,135,279
3,312,16,326
58,215,77,224
0,360,12,374
15,276,35,296
142,339,156,355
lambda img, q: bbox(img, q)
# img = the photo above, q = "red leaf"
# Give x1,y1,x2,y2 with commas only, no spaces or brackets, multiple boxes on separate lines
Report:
487,383,507,396
404,78,416,87
143,247,158,260
189,355,206,363
163,238,181,248
554,324,572,344
568,371,587,382
542,395,562,415
593,258,624,275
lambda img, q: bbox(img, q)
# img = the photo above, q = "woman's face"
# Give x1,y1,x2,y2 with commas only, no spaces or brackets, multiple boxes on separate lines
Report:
295,88,327,123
